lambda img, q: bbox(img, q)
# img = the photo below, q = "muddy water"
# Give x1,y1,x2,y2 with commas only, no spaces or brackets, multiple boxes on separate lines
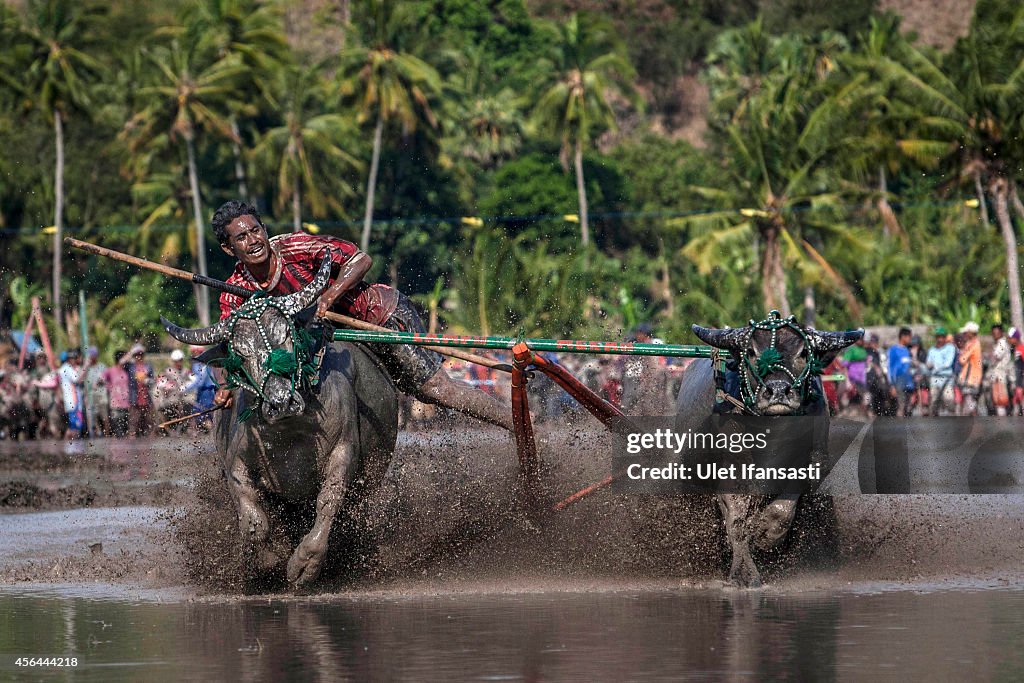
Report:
3,428,1024,679
3,584,1024,680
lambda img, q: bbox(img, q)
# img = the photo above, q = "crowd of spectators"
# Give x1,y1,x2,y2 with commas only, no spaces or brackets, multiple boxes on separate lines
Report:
827,322,1024,417
0,344,217,440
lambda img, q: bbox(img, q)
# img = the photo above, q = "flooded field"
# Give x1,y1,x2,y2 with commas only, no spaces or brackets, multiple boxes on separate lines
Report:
2,428,1024,679
4,582,1024,680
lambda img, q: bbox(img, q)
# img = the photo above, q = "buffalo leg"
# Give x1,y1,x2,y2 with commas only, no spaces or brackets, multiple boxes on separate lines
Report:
718,494,762,588
287,440,354,587
227,456,279,572
753,494,801,551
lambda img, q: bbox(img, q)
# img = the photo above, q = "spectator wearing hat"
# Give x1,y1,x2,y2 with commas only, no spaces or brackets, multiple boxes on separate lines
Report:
958,322,982,415
123,344,154,437
926,327,956,415
57,349,83,439
156,349,193,431
841,338,869,415
987,324,1015,416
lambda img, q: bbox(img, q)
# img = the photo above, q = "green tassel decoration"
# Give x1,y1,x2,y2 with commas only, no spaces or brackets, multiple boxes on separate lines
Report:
756,347,783,377
264,348,298,376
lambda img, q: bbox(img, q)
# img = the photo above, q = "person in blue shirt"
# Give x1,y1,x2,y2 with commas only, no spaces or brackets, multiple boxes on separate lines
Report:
184,345,218,432
926,327,956,415
887,327,916,417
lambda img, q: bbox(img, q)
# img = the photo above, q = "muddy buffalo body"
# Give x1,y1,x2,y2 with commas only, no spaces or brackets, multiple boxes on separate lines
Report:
163,256,399,587
679,313,862,587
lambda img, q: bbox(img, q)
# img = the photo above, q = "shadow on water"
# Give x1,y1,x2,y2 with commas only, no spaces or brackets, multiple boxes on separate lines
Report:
3,587,1024,680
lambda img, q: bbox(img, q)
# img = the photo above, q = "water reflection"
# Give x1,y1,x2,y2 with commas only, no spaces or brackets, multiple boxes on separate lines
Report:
2,587,1024,680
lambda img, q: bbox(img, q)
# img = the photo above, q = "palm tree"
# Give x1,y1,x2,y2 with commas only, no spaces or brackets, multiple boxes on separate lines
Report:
531,13,638,248
336,0,443,252
252,65,361,231
675,25,870,319
441,48,525,170
2,0,102,327
863,3,1024,330
122,40,245,325
180,0,288,201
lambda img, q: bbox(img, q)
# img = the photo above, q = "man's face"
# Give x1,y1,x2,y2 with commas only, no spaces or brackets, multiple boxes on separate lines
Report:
221,214,271,268
900,334,911,346
993,327,1004,340
935,334,946,346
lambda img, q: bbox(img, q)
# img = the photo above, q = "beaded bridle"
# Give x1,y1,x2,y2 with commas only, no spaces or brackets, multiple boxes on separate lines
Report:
735,310,826,415
214,292,324,423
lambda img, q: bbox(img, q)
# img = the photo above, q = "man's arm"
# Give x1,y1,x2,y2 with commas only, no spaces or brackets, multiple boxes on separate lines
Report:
316,250,373,318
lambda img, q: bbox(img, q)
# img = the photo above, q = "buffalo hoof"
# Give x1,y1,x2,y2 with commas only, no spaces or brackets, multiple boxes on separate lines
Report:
728,555,763,588
287,537,326,587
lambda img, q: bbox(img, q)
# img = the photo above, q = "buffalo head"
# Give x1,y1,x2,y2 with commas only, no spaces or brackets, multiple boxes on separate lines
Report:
161,253,332,423
693,311,862,415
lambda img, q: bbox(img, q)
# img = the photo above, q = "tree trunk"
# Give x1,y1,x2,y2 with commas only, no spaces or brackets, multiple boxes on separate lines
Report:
974,169,990,225
292,176,302,232
876,165,904,241
186,136,210,326
760,225,791,316
658,237,673,317
388,258,399,290
992,178,1024,333
53,111,64,328
360,115,384,252
1011,180,1024,223
230,117,249,203
574,139,590,247
803,285,816,327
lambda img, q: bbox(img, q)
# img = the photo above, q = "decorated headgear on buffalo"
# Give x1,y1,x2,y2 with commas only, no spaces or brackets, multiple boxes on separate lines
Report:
692,310,863,414
160,253,333,422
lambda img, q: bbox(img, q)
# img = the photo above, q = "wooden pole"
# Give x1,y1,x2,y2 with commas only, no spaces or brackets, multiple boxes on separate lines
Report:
17,306,36,370
65,238,251,298
31,297,55,369
159,404,225,430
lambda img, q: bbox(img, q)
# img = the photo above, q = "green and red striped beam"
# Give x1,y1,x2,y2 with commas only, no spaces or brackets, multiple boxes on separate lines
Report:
332,328,714,358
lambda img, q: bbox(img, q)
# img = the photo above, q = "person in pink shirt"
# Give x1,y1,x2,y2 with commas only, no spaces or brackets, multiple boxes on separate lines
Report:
102,349,131,437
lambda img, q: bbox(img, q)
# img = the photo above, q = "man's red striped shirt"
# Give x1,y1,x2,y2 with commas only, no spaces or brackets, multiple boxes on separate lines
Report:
218,233,398,324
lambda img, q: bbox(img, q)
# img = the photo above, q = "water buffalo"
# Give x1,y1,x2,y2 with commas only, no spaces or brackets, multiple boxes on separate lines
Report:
678,312,862,587
162,256,399,587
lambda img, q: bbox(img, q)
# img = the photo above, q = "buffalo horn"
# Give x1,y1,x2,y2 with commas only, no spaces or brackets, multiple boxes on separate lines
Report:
691,324,747,350
808,328,864,354
276,253,333,315
160,316,229,346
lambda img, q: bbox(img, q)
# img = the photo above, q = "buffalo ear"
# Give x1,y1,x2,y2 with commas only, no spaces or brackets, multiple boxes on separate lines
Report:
196,342,229,367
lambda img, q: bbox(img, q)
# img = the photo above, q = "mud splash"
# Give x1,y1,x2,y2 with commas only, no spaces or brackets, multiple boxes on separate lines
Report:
3,422,1024,595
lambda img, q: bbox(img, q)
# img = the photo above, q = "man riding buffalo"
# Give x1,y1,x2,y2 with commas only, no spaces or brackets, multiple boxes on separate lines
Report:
212,200,513,431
